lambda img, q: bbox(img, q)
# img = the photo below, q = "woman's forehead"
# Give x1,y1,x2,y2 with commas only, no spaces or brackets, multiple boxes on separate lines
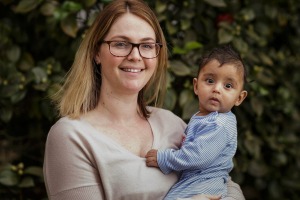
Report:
106,13,156,41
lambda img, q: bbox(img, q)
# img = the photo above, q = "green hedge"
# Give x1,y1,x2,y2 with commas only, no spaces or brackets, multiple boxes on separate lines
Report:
0,0,299,199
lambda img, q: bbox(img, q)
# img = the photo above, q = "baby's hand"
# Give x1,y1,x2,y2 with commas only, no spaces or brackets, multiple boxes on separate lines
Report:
145,149,158,167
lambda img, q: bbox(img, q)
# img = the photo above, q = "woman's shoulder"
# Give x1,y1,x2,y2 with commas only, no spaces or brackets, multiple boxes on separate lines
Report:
148,107,186,149
50,117,80,131
148,107,187,130
149,107,184,122
47,117,88,141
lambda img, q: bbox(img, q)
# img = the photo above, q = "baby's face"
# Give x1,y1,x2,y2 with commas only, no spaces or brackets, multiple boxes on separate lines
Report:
193,60,247,115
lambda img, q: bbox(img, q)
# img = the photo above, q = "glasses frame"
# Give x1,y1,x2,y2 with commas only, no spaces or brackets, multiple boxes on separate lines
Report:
101,41,163,59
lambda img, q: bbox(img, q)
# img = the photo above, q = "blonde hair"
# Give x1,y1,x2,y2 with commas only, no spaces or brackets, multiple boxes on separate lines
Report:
53,0,168,119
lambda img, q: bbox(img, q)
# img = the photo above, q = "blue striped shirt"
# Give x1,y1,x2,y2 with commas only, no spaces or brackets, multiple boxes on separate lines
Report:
157,111,237,199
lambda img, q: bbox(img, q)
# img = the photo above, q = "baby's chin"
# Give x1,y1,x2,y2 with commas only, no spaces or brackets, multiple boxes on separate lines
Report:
207,108,230,114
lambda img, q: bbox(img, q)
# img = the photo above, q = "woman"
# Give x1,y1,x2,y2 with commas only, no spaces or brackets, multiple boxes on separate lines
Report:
43,0,245,199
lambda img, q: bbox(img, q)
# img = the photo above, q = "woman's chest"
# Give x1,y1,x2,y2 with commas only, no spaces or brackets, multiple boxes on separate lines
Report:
93,142,177,200
96,120,154,157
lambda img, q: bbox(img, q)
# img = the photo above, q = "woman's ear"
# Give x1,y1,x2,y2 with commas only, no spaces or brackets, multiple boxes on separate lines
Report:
235,90,247,106
94,47,101,65
94,55,101,65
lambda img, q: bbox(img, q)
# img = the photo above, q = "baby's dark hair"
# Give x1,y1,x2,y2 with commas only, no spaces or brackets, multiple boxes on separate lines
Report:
198,45,247,85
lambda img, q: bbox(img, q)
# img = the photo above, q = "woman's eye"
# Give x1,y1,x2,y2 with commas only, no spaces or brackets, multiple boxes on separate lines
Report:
113,41,128,48
141,43,154,49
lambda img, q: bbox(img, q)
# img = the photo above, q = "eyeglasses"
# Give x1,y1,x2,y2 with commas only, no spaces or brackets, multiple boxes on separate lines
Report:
102,41,162,59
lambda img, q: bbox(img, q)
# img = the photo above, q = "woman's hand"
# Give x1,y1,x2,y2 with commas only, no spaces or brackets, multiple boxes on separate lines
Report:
190,194,221,200
145,149,158,167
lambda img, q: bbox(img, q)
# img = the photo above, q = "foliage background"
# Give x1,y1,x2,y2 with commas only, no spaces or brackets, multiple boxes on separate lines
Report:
0,0,299,199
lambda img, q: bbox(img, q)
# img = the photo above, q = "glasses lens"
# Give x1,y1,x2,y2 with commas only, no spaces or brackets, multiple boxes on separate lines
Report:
139,43,160,59
108,41,161,59
109,41,132,57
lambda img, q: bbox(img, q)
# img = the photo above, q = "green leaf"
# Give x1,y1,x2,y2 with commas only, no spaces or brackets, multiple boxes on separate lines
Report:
155,1,167,13
14,0,43,13
166,21,178,35
172,47,186,55
60,14,79,38
281,179,300,190
244,131,263,159
19,176,35,188
0,169,19,186
258,53,274,66
81,0,97,8
240,9,256,21
33,82,49,91
218,28,233,44
180,19,191,30
47,83,62,96
18,52,34,71
203,0,226,7
250,97,263,116
24,166,44,177
184,41,203,51
11,90,27,104
6,45,21,62
179,89,195,107
169,60,191,76
182,98,198,120
232,37,249,54
163,88,177,110
248,160,268,178
87,10,99,26
61,1,82,12
273,152,288,166
40,1,58,16
264,5,278,19
1,85,19,98
0,106,13,123
32,67,47,84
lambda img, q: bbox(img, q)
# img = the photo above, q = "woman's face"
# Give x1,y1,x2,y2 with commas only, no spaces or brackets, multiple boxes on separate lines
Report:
95,13,157,97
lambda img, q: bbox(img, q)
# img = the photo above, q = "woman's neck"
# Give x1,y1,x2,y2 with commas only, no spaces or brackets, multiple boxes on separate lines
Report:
95,88,143,124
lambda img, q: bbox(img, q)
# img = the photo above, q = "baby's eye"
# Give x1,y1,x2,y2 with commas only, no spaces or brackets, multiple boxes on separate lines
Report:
206,78,214,84
225,83,233,88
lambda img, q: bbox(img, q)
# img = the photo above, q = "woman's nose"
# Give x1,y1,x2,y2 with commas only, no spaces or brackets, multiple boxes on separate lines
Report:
127,46,142,61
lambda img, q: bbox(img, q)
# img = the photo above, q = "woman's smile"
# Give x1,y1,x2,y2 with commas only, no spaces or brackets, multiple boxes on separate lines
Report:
121,68,144,73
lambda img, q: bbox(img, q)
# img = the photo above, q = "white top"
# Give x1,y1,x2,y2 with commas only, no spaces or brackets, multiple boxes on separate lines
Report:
43,107,186,200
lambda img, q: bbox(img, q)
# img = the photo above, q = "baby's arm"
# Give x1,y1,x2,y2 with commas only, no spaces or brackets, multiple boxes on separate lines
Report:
145,149,159,167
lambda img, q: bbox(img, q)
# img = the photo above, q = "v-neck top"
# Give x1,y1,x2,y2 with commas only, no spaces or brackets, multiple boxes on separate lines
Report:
43,107,186,200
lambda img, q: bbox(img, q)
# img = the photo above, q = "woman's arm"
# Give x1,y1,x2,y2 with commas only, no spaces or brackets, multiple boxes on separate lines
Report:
43,120,105,199
223,177,245,200
178,194,221,200
175,178,244,200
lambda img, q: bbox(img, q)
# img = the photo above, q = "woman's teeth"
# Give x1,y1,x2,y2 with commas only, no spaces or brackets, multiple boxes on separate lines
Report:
122,68,142,72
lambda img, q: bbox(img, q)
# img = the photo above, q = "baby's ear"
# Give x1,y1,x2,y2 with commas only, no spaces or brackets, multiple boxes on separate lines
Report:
235,90,247,106
193,78,199,95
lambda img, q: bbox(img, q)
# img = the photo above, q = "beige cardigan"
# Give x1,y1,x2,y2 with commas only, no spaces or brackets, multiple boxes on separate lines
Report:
43,107,245,200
